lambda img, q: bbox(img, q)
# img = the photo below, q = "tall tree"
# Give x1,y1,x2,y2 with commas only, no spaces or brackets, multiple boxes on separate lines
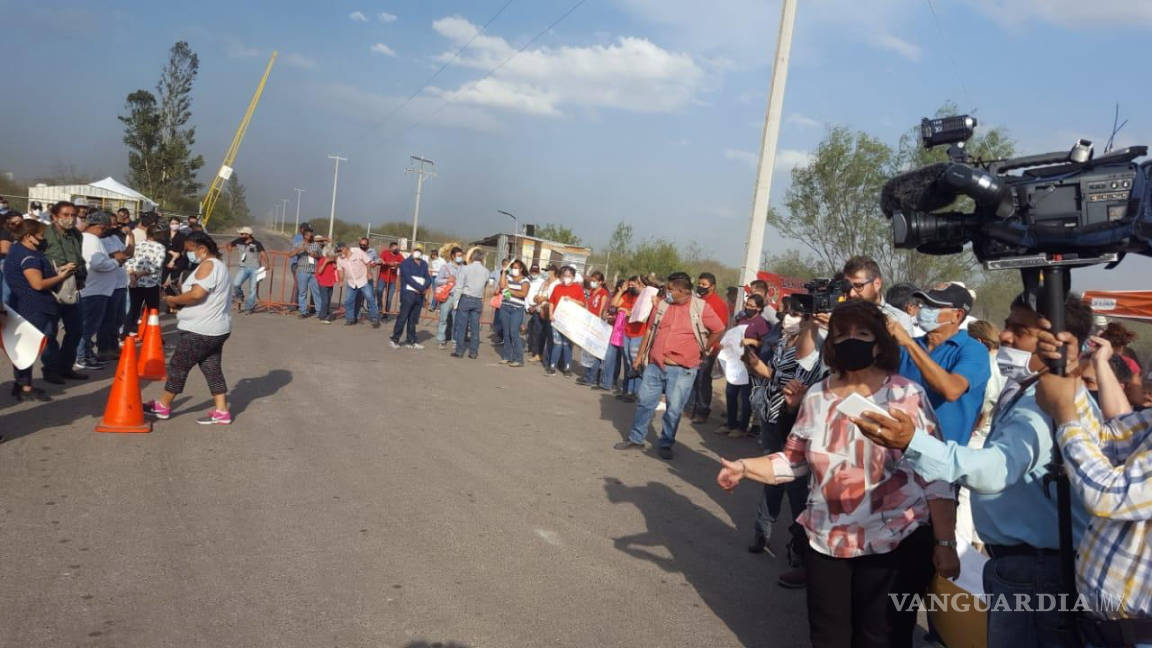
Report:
224,173,251,223
155,41,204,208
535,223,582,245
118,90,163,199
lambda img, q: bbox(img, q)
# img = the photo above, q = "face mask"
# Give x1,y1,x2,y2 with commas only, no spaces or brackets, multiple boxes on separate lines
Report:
833,338,876,372
186,251,198,263
510,268,521,277
413,251,422,260
917,306,945,332
562,277,573,286
627,287,639,296
665,294,676,304
36,238,48,252
170,224,180,231
359,245,368,250
590,281,599,290
455,256,464,264
696,286,709,297
996,345,1033,380
57,217,75,230
782,314,802,336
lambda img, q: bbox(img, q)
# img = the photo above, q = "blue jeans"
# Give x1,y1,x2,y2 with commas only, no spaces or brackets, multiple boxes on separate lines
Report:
377,281,396,316
453,294,482,356
549,328,574,371
500,305,525,363
232,266,259,312
984,553,1080,648
726,382,752,429
77,293,110,363
296,270,320,314
43,302,82,374
345,283,379,324
98,287,126,353
317,285,333,320
437,298,455,343
627,363,698,448
621,336,644,395
492,303,505,342
585,344,621,389
391,290,422,343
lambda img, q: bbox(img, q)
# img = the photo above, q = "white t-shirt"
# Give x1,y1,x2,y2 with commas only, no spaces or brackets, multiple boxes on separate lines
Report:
102,235,129,290
80,232,120,297
178,257,232,336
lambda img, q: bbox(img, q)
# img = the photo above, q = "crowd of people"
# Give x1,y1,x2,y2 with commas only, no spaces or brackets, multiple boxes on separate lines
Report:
5,199,1150,647
1,200,234,424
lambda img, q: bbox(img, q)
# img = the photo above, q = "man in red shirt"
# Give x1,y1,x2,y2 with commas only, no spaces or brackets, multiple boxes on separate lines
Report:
687,272,730,423
614,273,724,460
376,240,404,321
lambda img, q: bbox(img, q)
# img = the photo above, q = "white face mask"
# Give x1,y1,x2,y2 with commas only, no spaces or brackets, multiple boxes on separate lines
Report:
186,250,198,263
455,255,464,264
782,314,802,336
510,268,521,277
413,251,422,260
170,223,180,231
562,276,573,286
917,306,946,333
997,345,1034,379
590,281,599,290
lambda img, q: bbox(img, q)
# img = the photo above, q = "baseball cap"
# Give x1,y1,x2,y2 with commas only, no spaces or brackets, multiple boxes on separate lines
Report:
913,284,973,313
237,226,254,235
86,211,111,226
74,197,88,207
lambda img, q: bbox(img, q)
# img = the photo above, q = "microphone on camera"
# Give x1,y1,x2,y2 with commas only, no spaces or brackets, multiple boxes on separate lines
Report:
880,162,956,217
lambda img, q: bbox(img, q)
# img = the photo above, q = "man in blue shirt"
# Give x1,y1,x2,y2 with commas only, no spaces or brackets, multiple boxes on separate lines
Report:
857,295,1098,648
891,283,990,445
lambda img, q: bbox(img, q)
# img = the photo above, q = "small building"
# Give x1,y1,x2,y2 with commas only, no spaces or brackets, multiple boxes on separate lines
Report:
28,177,158,214
471,232,592,272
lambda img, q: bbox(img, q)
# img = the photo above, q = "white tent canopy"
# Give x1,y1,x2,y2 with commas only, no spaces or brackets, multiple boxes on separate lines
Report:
27,177,158,212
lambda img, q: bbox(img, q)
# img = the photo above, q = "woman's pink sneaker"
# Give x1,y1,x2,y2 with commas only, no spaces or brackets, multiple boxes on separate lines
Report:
143,400,171,420
196,410,232,425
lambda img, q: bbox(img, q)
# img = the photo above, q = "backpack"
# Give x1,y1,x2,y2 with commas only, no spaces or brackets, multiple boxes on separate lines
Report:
641,296,711,365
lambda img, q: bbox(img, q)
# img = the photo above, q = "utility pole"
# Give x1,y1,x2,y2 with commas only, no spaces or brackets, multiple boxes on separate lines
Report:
739,0,797,286
279,198,289,233
293,187,304,234
327,155,347,240
406,155,435,250
498,209,517,261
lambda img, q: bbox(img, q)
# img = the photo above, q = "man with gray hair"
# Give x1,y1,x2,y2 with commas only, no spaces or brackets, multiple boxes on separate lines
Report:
452,248,490,359
76,212,128,370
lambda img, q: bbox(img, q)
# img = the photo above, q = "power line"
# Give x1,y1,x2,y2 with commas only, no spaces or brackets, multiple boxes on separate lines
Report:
392,0,590,135
379,0,516,126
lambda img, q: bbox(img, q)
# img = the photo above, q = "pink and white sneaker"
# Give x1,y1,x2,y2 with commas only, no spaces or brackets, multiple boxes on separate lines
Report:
196,410,232,425
143,400,171,420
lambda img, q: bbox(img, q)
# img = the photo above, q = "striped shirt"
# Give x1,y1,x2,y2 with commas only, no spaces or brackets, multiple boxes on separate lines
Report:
753,339,826,425
1057,410,1152,620
502,276,530,308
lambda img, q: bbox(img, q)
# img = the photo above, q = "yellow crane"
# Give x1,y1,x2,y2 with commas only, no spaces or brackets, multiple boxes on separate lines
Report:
200,51,277,228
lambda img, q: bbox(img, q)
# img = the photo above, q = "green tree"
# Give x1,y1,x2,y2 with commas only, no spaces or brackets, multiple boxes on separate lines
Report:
535,223,582,245
154,41,204,209
204,173,252,230
608,222,632,257
118,90,163,200
761,249,827,278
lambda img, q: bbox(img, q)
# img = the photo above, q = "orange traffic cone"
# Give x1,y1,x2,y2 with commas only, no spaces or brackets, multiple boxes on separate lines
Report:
137,309,166,381
95,334,152,434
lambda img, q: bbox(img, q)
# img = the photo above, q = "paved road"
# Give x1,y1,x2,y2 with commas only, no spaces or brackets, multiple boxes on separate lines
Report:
1,311,810,647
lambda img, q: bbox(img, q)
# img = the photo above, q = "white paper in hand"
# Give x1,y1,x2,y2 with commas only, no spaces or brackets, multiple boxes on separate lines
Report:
835,392,895,423
1,310,48,370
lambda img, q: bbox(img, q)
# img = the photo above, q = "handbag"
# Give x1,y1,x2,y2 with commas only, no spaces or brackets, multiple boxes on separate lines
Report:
52,262,79,305
609,311,627,347
489,293,503,310
435,276,455,302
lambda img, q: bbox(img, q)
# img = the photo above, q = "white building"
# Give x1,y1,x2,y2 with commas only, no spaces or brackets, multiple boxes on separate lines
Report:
28,177,157,214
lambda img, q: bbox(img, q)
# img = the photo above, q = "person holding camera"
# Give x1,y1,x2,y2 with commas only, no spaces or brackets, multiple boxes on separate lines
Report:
613,273,724,460
3,220,78,400
1032,332,1152,648
854,294,1099,648
717,300,958,648
890,283,991,445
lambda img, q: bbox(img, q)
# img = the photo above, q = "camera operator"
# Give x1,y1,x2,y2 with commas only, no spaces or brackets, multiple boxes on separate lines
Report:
854,294,1098,648
1034,331,1152,647
842,255,915,335
891,283,991,445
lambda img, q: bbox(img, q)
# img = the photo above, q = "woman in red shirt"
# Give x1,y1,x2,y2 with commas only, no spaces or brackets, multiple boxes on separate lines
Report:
546,265,585,376
577,271,613,386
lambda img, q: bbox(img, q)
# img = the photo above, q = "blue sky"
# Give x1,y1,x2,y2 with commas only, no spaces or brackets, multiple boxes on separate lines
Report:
3,0,1152,289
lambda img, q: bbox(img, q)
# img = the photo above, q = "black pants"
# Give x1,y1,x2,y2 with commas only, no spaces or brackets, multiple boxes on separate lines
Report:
392,291,422,344
725,382,751,429
527,312,543,355
42,302,81,376
690,354,717,417
165,331,230,396
127,285,160,335
806,525,934,648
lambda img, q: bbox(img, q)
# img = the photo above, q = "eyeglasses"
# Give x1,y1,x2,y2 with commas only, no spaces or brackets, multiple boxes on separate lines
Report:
849,278,875,291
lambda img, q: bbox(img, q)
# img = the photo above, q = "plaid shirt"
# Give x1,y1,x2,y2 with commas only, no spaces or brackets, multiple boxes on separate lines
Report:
1057,409,1152,620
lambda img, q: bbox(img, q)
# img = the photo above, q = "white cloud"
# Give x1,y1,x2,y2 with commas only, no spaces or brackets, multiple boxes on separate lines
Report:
787,113,823,128
370,43,396,57
226,42,262,58
962,0,1152,27
378,12,398,24
282,53,317,69
318,83,505,134
871,34,920,62
427,16,705,117
724,147,812,171
349,11,368,23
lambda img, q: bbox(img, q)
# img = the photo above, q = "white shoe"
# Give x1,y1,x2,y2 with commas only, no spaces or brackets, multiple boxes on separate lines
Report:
389,340,401,349
409,343,425,350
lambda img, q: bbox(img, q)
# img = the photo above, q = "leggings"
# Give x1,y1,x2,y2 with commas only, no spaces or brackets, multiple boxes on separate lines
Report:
165,331,230,396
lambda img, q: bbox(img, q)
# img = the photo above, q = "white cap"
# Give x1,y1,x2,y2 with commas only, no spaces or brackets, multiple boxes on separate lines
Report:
237,226,254,235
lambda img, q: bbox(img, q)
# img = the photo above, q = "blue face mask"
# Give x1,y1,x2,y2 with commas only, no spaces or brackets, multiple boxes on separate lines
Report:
917,306,944,332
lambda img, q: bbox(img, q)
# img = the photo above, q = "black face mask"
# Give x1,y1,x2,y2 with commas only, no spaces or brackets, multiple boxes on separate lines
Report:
696,286,709,297
833,338,876,372
359,245,368,250
627,287,640,296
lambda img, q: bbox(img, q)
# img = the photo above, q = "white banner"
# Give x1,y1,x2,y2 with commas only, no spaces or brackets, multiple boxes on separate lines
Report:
1,309,48,370
552,297,612,359
629,286,659,323
716,324,750,385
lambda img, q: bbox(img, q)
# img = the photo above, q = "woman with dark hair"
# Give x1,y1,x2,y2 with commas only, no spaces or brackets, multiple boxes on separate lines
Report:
3,220,78,400
124,225,167,335
498,259,530,366
717,300,958,648
545,265,585,376
144,231,234,425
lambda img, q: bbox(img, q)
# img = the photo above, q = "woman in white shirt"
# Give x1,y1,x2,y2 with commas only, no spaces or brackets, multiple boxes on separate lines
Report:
143,231,234,425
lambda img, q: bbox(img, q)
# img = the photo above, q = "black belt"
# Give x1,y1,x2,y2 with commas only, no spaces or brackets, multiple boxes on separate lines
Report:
1079,616,1152,647
986,544,1061,559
